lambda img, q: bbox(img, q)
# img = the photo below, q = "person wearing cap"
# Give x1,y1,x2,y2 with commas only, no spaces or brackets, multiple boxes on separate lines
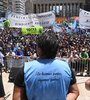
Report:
12,32,79,100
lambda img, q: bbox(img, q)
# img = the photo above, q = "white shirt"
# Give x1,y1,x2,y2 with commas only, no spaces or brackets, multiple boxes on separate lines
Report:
0,51,4,66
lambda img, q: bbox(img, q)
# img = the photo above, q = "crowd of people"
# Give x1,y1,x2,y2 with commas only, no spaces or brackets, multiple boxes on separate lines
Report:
0,28,90,73
12,31,79,100
0,27,90,99
0,28,90,57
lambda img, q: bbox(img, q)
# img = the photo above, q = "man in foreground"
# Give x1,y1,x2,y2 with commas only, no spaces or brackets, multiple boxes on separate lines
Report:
12,31,79,100
0,47,5,100
0,74,5,100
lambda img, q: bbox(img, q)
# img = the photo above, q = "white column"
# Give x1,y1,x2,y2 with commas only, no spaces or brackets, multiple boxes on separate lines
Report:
77,3,80,16
59,4,61,16
51,4,53,11
65,3,67,17
70,3,72,17
62,4,65,17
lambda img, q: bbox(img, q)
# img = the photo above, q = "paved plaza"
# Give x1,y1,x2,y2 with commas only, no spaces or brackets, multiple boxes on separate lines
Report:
2,72,90,100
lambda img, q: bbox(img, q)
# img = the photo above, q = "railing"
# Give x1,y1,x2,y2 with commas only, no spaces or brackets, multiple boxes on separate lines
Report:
3,56,90,79
70,58,90,76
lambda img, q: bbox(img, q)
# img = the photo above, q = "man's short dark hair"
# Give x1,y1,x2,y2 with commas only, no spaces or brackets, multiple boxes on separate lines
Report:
36,31,59,59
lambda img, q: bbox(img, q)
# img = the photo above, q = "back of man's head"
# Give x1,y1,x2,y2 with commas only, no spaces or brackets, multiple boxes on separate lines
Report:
36,31,59,59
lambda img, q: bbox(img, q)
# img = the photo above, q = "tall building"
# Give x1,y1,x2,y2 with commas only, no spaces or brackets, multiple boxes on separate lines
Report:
25,0,33,14
0,0,3,12
8,0,26,14
13,0,26,14
0,0,8,17
25,0,85,17
8,0,13,12
3,0,8,12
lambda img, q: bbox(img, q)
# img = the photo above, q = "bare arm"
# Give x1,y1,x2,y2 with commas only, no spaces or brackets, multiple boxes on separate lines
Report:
0,76,5,100
12,85,25,100
0,97,4,100
66,83,79,100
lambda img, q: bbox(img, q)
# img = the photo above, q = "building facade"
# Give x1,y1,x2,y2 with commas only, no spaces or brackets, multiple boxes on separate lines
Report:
26,0,85,17
0,0,3,12
8,0,26,14
0,0,8,17
84,0,90,11
3,0,8,12
85,0,90,3
13,0,26,14
8,0,13,12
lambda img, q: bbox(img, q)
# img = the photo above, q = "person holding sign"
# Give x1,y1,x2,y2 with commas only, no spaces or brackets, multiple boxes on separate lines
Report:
12,32,79,100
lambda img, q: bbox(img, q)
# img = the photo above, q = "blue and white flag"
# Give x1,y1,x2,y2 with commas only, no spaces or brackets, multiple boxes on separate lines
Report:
52,22,63,32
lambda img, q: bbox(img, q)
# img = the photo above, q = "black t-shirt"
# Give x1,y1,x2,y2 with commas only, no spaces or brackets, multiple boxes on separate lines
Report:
14,67,76,99
0,75,5,97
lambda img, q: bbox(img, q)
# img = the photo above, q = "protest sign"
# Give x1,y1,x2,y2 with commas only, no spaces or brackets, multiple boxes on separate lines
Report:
79,9,90,29
7,12,55,28
21,26,43,34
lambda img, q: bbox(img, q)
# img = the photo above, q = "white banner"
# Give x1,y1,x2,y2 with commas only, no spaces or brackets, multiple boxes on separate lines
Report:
79,9,90,29
7,12,55,28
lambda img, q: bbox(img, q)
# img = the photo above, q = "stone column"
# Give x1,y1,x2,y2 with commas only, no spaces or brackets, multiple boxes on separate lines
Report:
51,4,53,11
65,3,67,17
59,4,61,17
62,3,65,17
55,4,57,15
68,3,71,17
49,4,51,11
67,3,69,17
70,3,73,17
38,4,40,13
77,3,80,16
